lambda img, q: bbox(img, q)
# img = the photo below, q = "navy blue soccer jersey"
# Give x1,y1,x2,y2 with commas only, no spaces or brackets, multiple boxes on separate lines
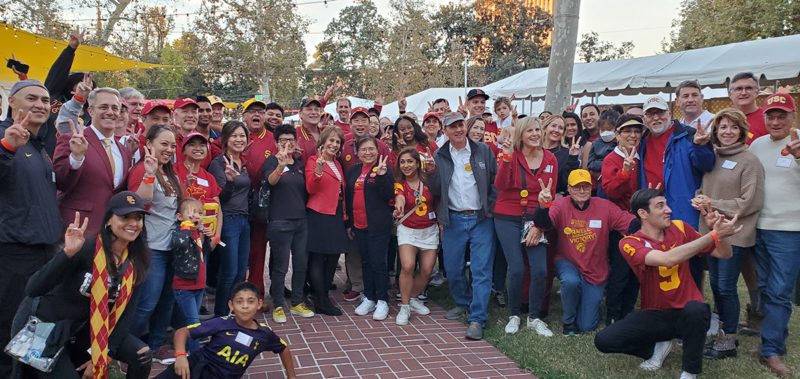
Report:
188,316,287,378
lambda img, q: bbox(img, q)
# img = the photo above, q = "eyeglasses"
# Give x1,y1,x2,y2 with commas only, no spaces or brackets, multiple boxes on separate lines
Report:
278,138,296,143
93,104,121,113
730,86,757,93
644,110,667,118
246,109,266,114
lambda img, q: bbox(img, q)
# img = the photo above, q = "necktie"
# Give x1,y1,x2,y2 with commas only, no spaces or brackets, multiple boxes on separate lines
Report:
102,139,116,179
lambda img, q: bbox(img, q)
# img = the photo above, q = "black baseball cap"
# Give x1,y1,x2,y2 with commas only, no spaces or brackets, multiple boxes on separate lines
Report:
300,97,322,109
108,191,150,216
467,88,489,101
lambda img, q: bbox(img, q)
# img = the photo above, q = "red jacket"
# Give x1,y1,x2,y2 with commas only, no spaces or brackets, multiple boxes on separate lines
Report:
601,147,638,212
305,154,346,217
494,149,558,218
53,129,131,234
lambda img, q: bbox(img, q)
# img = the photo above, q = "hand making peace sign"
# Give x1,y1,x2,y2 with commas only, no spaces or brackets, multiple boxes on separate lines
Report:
4,109,32,149
621,146,637,172
693,119,711,145
568,136,582,156
538,178,553,205
64,211,90,257
223,156,241,182
375,155,389,176
457,96,468,117
142,146,159,177
68,119,88,159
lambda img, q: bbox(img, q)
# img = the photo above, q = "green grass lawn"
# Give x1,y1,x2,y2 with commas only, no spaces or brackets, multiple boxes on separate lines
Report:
427,275,798,379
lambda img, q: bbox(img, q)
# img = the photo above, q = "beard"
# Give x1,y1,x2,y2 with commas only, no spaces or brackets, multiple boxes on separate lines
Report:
649,121,671,135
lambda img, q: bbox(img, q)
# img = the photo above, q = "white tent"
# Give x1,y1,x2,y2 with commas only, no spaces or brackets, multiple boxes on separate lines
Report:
381,88,504,120
284,96,375,123
484,34,800,99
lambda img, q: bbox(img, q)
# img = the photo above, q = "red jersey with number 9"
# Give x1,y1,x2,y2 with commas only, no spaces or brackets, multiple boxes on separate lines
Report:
619,220,713,310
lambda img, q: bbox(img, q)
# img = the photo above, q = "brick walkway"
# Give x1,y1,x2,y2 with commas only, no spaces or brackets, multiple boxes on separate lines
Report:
152,258,535,379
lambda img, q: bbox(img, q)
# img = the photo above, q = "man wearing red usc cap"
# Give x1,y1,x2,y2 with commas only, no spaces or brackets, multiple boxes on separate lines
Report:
748,92,800,378
595,188,742,379
173,97,202,165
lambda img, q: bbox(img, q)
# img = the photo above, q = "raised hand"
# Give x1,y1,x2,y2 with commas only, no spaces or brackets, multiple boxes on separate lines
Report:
511,105,519,121
713,213,743,239
783,128,800,158
380,125,393,145
693,119,711,145
276,144,290,167
74,73,93,100
223,156,240,182
124,125,141,154
376,155,389,176
64,211,89,257
421,152,435,171
68,120,88,159
501,137,513,155
4,109,32,149
68,26,83,49
398,94,407,112
565,97,579,113
568,136,582,156
647,182,662,190
622,146,637,172
142,146,158,177
538,178,553,205
427,101,434,113
374,94,385,107
457,96,467,116
394,132,407,147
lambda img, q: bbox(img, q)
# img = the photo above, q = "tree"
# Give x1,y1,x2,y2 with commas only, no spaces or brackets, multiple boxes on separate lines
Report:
668,0,800,51
577,32,634,62
194,0,309,105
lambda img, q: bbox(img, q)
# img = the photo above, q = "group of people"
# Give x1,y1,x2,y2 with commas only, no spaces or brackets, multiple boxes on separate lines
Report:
0,34,799,379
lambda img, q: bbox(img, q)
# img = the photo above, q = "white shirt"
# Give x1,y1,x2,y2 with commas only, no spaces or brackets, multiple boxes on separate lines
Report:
681,110,715,131
749,131,800,231
447,142,481,211
496,116,513,130
69,126,124,188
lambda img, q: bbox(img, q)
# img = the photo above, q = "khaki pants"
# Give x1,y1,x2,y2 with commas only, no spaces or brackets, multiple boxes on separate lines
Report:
345,237,363,292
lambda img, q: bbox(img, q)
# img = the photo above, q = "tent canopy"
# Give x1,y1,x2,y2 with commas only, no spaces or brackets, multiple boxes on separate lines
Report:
284,96,376,122
0,23,167,88
381,88,496,119
484,34,800,99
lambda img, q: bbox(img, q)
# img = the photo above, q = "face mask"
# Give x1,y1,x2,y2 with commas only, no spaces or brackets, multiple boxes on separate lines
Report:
600,131,616,143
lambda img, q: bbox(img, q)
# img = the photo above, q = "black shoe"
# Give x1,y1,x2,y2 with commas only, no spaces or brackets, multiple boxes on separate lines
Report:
200,305,211,315
316,299,343,316
562,323,578,336
284,287,292,298
494,292,506,307
704,346,737,360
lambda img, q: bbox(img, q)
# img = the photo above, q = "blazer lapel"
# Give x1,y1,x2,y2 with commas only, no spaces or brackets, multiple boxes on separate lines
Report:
85,129,115,186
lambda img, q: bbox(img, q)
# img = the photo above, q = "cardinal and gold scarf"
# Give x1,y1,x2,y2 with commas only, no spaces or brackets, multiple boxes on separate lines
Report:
89,237,135,378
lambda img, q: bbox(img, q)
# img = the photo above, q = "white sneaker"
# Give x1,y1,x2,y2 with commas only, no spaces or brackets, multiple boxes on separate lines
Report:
526,317,554,337
396,304,411,325
373,300,389,321
707,312,720,336
504,316,521,334
679,371,697,379
355,298,376,316
409,298,431,315
640,340,674,371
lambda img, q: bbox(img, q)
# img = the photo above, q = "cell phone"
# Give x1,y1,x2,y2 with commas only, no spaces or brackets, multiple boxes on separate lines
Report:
6,59,29,74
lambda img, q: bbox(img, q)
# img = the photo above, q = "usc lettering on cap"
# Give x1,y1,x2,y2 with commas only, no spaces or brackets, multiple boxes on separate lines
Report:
767,95,787,105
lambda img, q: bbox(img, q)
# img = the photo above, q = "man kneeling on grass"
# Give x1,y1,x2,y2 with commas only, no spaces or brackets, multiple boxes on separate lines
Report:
594,189,741,379
156,282,296,379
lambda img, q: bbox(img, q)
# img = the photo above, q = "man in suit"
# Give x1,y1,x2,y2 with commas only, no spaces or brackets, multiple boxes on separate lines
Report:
54,87,131,234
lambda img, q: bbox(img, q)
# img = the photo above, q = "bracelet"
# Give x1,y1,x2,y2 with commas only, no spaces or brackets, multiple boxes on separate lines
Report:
214,235,222,245
710,230,721,246
175,351,188,358
540,201,552,209
142,176,155,184
501,153,512,162
1,138,16,152
73,94,86,103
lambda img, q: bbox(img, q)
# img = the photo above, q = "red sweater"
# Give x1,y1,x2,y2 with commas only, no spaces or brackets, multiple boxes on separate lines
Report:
601,147,639,212
494,149,558,218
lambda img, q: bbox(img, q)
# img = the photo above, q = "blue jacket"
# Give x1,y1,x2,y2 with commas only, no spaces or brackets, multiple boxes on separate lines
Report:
638,120,715,228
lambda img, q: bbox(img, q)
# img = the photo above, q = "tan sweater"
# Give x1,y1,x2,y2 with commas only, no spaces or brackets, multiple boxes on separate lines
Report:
749,131,800,231
697,143,765,247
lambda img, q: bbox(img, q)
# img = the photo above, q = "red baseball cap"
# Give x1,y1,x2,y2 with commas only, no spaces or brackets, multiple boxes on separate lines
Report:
141,100,172,116
423,112,441,122
350,107,370,118
763,93,796,113
174,97,199,109
181,131,209,150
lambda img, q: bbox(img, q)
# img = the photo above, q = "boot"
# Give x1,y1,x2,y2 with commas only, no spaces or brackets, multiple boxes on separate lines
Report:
703,329,737,360
740,303,764,336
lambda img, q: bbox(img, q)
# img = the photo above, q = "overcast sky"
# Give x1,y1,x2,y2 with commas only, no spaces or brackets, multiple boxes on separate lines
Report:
166,0,683,61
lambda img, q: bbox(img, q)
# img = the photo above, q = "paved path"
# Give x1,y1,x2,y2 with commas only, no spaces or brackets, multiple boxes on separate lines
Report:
152,260,535,379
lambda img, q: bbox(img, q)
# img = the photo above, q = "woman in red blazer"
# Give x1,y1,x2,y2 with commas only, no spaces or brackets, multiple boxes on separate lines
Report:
304,126,347,315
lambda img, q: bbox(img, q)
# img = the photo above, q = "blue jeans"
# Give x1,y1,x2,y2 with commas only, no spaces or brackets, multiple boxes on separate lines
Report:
267,219,308,308
494,218,547,319
354,228,391,302
174,289,204,352
708,246,745,334
215,214,251,316
754,229,800,357
556,259,606,332
442,213,494,325
132,248,174,350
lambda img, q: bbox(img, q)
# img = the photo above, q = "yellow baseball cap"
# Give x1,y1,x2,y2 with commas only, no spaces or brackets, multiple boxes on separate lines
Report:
242,98,267,111
207,95,224,106
568,169,592,186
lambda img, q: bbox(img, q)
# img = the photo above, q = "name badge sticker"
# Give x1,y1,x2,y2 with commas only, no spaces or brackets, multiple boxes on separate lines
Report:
721,160,737,170
588,220,602,229
777,157,793,168
428,211,436,220
283,166,291,173
235,331,253,347
196,177,209,187
52,172,56,183
544,165,553,173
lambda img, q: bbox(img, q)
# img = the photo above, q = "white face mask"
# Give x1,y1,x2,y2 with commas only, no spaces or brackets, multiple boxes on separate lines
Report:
600,130,616,143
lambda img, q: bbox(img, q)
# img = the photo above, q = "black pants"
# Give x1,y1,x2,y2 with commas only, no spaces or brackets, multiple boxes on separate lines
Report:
605,232,639,324
155,353,214,379
354,229,390,302
595,301,710,374
18,333,151,379
0,243,56,377
308,252,340,307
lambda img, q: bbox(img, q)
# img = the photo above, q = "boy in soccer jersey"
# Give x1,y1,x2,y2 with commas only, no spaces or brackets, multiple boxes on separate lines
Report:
594,188,742,379
156,282,296,379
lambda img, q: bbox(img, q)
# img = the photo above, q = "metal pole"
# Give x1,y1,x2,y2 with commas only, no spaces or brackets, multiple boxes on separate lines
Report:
544,0,581,113
463,53,468,96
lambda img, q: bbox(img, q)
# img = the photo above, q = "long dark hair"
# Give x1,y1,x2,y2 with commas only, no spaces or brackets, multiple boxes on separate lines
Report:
100,210,150,285
395,146,426,183
146,125,182,200
391,115,429,151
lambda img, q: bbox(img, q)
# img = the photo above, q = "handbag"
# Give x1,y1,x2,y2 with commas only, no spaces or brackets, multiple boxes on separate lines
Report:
249,175,271,223
5,298,77,373
519,162,547,245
